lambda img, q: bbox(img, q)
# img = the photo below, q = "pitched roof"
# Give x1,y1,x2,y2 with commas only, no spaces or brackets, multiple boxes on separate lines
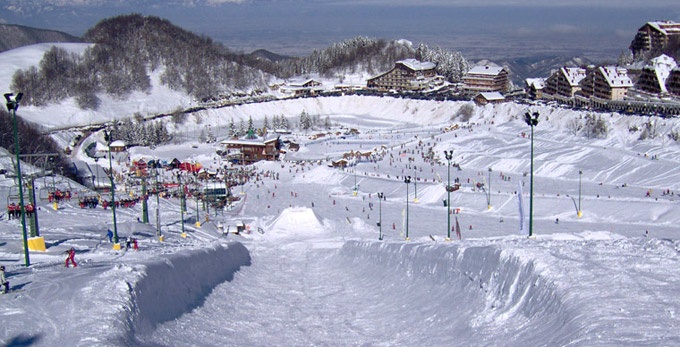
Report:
561,67,587,86
477,92,505,101
525,78,545,89
646,20,680,35
467,65,505,76
598,66,633,88
645,54,678,93
397,59,435,71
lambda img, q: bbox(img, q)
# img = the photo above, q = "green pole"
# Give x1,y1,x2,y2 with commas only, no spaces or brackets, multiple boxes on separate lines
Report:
447,157,451,239
180,177,185,235
6,93,30,267
488,167,492,209
105,131,119,244
404,176,411,240
377,192,384,240
27,177,38,237
142,179,148,223
155,168,161,236
578,170,582,217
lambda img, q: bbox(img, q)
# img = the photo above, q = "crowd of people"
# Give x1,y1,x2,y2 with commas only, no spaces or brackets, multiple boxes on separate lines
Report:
6,203,35,219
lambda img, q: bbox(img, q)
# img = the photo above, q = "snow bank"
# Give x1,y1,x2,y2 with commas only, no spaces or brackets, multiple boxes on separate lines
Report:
338,241,579,346
267,207,325,238
122,242,250,343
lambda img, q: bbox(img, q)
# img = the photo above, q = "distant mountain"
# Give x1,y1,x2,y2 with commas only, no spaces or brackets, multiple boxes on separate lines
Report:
475,55,594,85
0,24,81,53
248,49,292,63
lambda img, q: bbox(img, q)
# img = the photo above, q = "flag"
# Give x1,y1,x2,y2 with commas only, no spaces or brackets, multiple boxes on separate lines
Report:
455,216,461,240
517,181,528,235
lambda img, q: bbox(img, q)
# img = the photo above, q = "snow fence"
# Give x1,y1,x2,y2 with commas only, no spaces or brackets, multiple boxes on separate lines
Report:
338,241,580,346
125,242,251,343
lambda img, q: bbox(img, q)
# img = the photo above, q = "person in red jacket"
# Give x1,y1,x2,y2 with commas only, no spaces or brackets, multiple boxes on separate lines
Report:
65,247,77,267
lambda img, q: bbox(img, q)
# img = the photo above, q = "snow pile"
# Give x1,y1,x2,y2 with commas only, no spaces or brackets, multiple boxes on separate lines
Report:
128,242,250,340
267,207,325,237
292,165,343,185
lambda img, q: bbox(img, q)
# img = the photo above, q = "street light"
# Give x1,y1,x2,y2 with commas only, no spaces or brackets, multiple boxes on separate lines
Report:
444,150,453,241
578,170,583,218
487,167,492,209
404,175,411,241
177,172,186,238
524,111,539,238
5,92,29,267
377,192,384,240
103,129,120,247
353,159,358,196
413,166,418,203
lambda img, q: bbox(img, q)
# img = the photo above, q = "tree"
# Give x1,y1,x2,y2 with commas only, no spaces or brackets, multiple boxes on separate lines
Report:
263,115,269,133
324,115,331,129
228,118,236,138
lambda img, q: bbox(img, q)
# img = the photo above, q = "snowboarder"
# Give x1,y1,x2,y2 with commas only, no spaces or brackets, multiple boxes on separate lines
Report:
0,266,8,294
65,247,77,267
106,229,113,243
125,237,132,250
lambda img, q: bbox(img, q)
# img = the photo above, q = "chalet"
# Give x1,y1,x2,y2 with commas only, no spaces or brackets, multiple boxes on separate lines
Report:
524,78,545,99
462,66,509,93
281,79,324,96
579,66,633,101
630,20,680,60
543,67,587,98
367,59,437,91
330,159,349,168
473,92,505,106
667,68,680,96
635,54,677,95
221,136,280,164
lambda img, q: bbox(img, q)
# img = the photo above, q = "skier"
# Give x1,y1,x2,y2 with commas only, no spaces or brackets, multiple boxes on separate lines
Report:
106,229,113,243
133,238,138,250
555,218,559,224
65,247,77,267
0,266,8,294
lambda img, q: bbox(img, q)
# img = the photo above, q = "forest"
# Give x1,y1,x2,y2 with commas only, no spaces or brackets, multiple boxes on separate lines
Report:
10,14,471,110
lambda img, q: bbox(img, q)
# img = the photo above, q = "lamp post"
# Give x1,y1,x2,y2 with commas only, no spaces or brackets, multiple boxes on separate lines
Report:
404,176,411,240
154,167,162,239
578,170,583,218
353,159,357,196
103,130,119,246
445,150,453,241
487,167,492,209
377,192,384,240
5,92,29,267
524,111,539,238
413,166,418,203
177,173,186,237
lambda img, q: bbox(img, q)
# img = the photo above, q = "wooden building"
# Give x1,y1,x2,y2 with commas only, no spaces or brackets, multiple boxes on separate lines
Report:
221,136,280,164
543,67,587,98
524,78,545,99
462,66,509,93
634,54,677,95
367,59,436,91
579,66,633,101
281,79,324,96
473,92,505,106
630,20,680,60
667,68,680,96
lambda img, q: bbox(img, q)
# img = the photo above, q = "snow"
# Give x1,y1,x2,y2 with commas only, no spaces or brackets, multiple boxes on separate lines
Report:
397,58,436,71
2,44,680,346
599,66,633,87
467,65,504,76
562,67,587,86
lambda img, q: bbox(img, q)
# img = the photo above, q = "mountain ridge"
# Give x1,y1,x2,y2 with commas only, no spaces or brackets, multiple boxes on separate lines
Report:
0,24,81,53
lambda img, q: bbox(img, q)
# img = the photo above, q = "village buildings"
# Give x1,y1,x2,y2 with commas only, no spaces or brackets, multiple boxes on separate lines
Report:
220,136,280,164
630,20,680,60
579,66,633,101
366,59,438,91
473,92,505,106
667,68,680,96
634,54,678,96
462,66,509,93
542,67,587,98
524,78,545,100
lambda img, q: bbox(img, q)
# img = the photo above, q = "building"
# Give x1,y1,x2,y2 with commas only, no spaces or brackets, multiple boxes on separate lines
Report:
221,136,280,164
281,79,324,96
543,67,587,98
109,140,127,153
634,54,678,95
462,66,509,93
667,68,680,96
473,92,505,106
524,78,545,99
630,20,680,60
579,66,633,101
367,59,437,91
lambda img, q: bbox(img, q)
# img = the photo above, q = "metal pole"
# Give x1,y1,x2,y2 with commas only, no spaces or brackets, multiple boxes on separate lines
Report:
179,175,185,235
447,156,451,240
155,168,161,237
6,93,30,267
578,170,582,218
529,124,534,238
107,134,119,244
404,176,411,240
488,167,492,209
141,178,148,223
28,177,38,237
377,192,384,240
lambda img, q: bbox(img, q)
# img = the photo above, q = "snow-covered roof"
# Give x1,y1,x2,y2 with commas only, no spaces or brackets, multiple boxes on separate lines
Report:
221,137,278,146
397,59,435,71
646,20,680,35
561,67,587,86
467,65,505,76
477,92,505,101
645,54,678,93
525,78,545,89
110,140,126,147
598,66,633,88
289,79,320,87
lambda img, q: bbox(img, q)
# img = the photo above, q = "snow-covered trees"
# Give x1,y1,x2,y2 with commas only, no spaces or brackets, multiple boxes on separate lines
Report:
415,43,471,83
108,119,171,147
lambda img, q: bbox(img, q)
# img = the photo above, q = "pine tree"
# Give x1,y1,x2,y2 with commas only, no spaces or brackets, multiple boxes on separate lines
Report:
229,118,236,138
324,115,331,129
263,115,269,132
247,115,254,134
239,119,245,136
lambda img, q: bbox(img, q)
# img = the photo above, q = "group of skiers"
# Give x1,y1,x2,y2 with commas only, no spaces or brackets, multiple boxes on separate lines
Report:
6,203,35,219
101,197,139,209
47,189,71,203
79,197,100,209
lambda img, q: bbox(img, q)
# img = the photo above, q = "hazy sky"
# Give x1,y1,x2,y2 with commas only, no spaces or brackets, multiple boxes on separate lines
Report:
1,0,679,60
